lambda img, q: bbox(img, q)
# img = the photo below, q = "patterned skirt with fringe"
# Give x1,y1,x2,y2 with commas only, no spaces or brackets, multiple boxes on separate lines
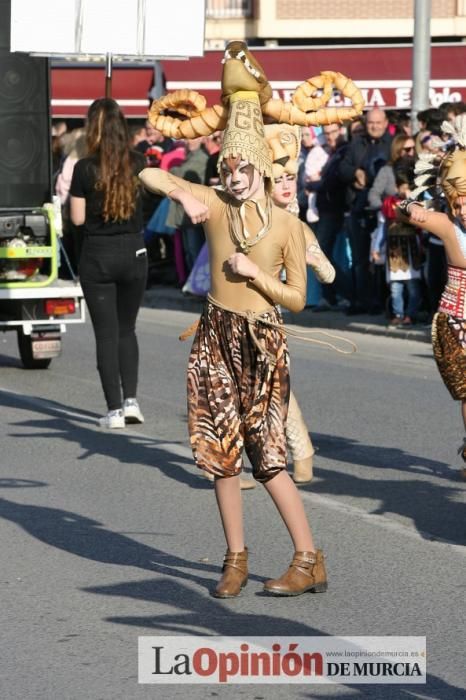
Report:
432,312,466,400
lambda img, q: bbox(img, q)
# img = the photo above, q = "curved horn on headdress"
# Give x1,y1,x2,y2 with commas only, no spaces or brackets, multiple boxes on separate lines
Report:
262,71,364,126
148,90,228,139
148,48,365,141
293,71,364,114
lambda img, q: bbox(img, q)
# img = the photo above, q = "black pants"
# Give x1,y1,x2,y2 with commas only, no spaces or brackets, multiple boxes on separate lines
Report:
79,233,148,411
347,212,374,310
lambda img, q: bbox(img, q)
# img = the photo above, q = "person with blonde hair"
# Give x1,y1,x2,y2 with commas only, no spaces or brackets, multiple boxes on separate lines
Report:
265,123,335,483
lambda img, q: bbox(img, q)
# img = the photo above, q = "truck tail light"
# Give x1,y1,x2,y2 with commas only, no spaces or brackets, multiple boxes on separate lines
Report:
44,298,76,316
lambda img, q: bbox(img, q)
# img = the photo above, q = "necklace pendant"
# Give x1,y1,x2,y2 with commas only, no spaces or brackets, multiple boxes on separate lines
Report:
240,240,250,254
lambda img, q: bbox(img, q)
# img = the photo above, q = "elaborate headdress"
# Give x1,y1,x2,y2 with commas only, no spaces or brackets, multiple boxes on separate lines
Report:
147,42,364,141
412,114,466,209
438,116,466,208
147,41,364,247
217,43,272,179
264,124,301,179
218,92,272,179
264,123,301,215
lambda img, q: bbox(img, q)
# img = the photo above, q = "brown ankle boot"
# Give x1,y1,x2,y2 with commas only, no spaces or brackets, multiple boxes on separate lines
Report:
263,549,327,596
213,548,248,598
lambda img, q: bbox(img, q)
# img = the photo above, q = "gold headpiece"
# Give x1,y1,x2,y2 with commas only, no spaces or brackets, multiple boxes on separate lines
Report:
218,91,272,179
264,124,301,179
148,40,364,140
217,42,272,180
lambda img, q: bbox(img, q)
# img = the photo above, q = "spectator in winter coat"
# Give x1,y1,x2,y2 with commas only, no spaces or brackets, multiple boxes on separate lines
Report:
338,108,393,313
368,134,416,211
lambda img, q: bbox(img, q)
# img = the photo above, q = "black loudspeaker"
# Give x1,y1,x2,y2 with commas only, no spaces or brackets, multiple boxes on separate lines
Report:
0,0,10,50
0,50,52,208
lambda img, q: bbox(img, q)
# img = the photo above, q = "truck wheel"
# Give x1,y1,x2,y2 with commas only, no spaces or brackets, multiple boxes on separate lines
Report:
17,329,52,369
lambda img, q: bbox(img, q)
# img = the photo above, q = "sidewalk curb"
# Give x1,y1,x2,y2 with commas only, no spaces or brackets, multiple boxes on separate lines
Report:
143,287,431,344
283,310,431,344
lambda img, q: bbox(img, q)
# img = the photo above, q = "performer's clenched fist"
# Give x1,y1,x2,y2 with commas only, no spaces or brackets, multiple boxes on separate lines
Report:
228,252,259,279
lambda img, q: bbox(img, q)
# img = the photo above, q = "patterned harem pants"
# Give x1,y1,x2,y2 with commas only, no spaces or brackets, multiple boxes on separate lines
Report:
187,300,290,483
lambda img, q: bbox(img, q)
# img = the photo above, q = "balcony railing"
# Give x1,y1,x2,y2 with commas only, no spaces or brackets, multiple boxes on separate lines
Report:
206,0,253,19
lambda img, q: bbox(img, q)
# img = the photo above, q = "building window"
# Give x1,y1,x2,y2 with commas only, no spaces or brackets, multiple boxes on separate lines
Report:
206,0,253,19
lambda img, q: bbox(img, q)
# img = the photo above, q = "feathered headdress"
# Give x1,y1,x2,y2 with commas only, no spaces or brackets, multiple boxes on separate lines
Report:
411,114,466,208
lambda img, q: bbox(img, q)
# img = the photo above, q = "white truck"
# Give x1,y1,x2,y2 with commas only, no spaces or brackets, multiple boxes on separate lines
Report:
0,206,85,369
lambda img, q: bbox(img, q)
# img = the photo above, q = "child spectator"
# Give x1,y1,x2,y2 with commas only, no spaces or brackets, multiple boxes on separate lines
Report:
372,167,423,326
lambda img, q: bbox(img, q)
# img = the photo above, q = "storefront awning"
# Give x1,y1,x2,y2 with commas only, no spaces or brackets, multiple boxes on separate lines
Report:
51,43,466,118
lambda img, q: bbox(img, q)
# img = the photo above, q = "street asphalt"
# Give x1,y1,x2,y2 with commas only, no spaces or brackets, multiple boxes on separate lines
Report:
0,301,464,699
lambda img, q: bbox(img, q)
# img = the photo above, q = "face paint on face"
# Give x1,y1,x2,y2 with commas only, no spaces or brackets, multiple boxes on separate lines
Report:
220,157,264,201
453,195,466,227
272,173,297,208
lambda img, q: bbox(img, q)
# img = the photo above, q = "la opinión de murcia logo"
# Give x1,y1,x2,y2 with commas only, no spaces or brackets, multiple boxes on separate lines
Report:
138,637,427,684
150,643,323,681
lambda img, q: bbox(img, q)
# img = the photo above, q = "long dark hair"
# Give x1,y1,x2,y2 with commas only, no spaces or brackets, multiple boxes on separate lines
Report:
86,98,139,222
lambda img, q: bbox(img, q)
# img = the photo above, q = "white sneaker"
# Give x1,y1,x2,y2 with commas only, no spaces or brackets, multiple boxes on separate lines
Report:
99,409,125,429
123,398,144,424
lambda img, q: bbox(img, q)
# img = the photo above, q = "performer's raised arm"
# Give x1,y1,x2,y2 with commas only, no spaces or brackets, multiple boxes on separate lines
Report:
139,168,208,205
398,200,451,239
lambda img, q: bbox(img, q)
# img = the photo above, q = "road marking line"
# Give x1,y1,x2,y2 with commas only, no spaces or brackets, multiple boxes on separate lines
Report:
299,490,466,554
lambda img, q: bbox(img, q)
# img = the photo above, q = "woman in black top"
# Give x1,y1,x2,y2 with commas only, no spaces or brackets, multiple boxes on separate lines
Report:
70,98,148,428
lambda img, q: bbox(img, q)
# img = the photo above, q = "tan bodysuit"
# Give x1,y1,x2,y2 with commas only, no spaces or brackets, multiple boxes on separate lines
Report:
141,168,335,480
141,169,312,312
301,223,336,286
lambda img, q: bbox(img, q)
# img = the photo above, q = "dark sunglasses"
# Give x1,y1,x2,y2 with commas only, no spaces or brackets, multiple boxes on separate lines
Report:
402,146,415,152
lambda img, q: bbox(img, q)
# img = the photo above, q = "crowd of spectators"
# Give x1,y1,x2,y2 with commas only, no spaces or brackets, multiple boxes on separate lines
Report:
51,99,466,327
296,100,466,325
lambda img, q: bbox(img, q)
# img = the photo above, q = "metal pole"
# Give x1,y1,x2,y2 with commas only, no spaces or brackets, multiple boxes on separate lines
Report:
75,0,85,54
149,61,165,100
137,0,146,56
411,0,431,134
105,52,112,98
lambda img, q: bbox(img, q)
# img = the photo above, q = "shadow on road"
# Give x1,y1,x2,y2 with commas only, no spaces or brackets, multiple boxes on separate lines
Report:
0,485,460,698
0,493,243,593
2,390,465,545
85,578,462,700
0,412,463,696
300,432,466,547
